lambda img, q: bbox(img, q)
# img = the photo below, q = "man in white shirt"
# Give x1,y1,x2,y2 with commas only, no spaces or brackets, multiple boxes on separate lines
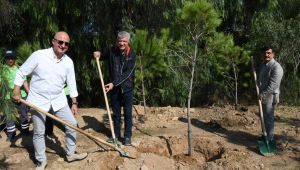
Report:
12,31,87,170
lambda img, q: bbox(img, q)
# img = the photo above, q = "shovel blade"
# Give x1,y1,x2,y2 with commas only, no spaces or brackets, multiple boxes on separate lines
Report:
258,140,276,156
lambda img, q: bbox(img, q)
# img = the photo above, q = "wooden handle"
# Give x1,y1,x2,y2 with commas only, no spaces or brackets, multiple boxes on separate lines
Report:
20,98,115,148
251,57,268,137
93,52,116,140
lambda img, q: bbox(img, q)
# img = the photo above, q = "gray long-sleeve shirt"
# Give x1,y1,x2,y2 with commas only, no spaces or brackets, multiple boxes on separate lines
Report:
258,58,283,98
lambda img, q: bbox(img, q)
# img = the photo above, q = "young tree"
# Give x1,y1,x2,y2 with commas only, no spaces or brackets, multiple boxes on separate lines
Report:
170,0,221,156
131,29,169,106
205,33,250,107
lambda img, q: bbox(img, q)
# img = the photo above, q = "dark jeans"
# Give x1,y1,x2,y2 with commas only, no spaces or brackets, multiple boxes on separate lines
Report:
6,101,29,135
110,89,133,139
45,117,54,136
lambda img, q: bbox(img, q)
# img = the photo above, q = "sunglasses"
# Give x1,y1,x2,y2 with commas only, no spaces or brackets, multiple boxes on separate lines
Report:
54,38,70,47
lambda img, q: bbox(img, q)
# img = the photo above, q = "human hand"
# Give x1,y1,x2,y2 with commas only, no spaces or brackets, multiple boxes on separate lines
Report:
104,83,114,93
93,51,101,60
12,87,21,102
71,104,78,115
258,94,264,101
12,94,21,102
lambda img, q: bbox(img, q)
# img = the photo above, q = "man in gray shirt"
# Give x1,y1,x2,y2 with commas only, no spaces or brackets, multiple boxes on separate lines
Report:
258,45,283,141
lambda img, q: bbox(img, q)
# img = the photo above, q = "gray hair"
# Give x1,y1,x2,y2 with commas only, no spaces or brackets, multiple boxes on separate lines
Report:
117,31,131,41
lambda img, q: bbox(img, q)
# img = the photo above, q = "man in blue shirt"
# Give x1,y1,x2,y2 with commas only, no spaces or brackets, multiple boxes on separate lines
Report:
94,31,136,146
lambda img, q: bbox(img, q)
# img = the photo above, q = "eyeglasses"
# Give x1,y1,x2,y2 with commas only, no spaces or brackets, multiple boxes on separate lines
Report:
54,38,70,47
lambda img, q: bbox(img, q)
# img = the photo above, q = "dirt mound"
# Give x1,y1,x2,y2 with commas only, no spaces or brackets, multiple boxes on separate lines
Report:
0,105,299,169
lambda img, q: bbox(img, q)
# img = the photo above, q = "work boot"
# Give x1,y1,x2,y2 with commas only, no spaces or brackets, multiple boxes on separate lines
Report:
36,161,47,170
124,138,131,146
66,152,88,162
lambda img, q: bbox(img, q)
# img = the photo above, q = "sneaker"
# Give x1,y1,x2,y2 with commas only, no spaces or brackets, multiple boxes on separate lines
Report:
6,131,16,142
124,138,131,146
45,134,61,145
66,152,88,162
36,161,47,170
107,137,119,143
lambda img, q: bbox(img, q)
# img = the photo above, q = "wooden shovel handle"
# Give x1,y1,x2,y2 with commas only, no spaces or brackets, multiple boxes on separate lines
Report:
251,57,268,137
93,52,116,140
19,98,115,148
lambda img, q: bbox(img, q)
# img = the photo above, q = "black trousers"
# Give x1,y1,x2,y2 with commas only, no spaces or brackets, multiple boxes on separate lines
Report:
45,96,71,135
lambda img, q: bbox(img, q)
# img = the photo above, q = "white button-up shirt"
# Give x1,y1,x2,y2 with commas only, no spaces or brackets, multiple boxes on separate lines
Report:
14,48,78,111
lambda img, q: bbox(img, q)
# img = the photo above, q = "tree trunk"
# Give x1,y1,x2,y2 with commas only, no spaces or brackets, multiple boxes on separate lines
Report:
187,43,197,156
233,63,238,107
138,54,147,115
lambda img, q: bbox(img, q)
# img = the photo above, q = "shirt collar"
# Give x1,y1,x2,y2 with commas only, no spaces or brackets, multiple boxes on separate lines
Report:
51,47,65,63
265,58,275,66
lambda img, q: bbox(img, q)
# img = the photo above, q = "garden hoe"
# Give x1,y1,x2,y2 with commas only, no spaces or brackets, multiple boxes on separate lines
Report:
93,51,118,145
251,57,276,156
19,98,135,159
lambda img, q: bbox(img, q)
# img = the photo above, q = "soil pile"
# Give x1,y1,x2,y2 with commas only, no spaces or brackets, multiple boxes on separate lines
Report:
0,105,299,169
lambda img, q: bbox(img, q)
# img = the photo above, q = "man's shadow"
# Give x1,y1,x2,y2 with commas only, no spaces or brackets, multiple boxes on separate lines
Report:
1,116,66,164
81,114,111,137
275,115,300,127
43,119,67,158
0,130,36,167
179,117,259,153
9,132,36,163
15,121,66,159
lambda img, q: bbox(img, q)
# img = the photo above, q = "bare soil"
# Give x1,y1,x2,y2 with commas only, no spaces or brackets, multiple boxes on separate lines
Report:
0,105,299,170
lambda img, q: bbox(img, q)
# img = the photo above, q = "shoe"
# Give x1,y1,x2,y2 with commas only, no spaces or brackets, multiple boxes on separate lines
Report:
124,138,131,146
45,134,61,145
66,152,88,162
45,135,55,143
6,131,16,142
36,161,47,170
107,137,119,143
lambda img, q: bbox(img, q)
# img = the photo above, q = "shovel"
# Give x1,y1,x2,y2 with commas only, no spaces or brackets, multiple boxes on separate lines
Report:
251,57,276,156
19,98,135,159
93,51,117,143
